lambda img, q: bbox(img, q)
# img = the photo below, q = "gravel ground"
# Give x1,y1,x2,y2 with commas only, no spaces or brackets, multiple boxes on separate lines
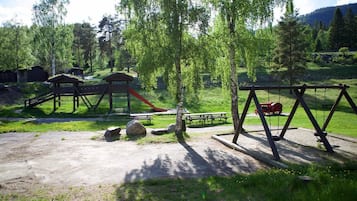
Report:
215,125,357,166
0,126,265,195
1,125,356,196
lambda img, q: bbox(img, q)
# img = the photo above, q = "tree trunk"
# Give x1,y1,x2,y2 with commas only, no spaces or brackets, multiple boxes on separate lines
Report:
51,23,56,76
175,57,184,140
109,37,113,73
229,44,240,137
228,15,240,139
15,27,20,84
51,49,56,76
90,49,93,73
174,5,184,140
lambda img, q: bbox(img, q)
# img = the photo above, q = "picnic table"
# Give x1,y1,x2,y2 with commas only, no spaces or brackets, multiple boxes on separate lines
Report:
183,112,228,125
130,113,153,124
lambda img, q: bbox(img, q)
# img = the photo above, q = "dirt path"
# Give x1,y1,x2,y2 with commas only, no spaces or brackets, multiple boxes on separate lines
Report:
0,127,265,194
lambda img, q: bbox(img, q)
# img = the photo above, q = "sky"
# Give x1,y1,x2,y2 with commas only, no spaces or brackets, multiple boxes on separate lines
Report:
1,0,357,26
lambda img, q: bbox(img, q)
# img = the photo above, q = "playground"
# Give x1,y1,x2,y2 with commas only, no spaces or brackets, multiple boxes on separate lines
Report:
1,70,357,199
1,125,357,197
23,73,167,113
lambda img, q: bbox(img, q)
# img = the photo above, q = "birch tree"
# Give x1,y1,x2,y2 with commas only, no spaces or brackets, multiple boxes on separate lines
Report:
32,0,70,75
208,0,286,140
119,0,209,138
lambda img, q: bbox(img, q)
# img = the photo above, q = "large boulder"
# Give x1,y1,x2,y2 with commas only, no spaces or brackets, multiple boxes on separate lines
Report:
104,127,121,142
126,120,146,137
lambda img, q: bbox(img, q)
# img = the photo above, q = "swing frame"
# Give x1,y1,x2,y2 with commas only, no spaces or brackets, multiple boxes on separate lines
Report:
234,84,357,161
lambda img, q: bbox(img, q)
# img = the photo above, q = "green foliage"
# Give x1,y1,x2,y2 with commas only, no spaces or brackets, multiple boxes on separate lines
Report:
339,47,349,56
273,8,308,86
32,0,72,75
0,22,34,71
97,15,129,72
119,0,210,102
209,0,285,83
72,22,97,70
344,8,357,50
315,29,329,52
329,8,345,51
207,0,286,137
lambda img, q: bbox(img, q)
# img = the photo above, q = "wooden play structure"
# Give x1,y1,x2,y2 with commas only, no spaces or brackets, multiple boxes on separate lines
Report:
234,84,357,160
24,73,167,113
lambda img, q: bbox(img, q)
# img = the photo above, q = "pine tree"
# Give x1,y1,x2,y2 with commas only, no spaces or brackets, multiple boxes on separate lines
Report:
329,8,345,51
315,38,323,52
273,1,308,87
344,8,357,50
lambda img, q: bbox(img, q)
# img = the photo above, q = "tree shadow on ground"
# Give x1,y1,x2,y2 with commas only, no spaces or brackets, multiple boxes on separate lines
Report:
116,137,262,200
235,131,357,164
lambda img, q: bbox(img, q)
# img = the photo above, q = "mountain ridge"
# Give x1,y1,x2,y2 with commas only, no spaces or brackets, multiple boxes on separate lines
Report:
300,3,357,26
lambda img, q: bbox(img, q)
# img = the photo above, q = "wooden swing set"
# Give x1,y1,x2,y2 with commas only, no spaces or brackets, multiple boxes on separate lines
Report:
234,84,357,161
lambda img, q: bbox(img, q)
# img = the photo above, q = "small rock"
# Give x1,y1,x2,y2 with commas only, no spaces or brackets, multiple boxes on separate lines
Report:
126,120,146,137
151,129,169,135
298,175,313,182
23,118,39,124
104,127,121,142
167,123,176,133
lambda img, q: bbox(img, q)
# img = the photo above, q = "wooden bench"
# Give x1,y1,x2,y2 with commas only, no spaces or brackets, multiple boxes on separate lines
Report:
130,114,153,124
207,112,228,123
184,113,208,125
184,112,227,125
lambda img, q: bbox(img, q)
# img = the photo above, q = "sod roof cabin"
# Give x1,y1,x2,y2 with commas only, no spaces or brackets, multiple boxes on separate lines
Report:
47,73,84,84
103,72,134,83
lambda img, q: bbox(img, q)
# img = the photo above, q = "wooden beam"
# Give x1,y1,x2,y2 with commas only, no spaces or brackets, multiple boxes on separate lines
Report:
233,89,254,143
343,87,357,114
279,88,305,138
239,84,346,91
322,88,344,131
293,88,334,153
252,90,280,161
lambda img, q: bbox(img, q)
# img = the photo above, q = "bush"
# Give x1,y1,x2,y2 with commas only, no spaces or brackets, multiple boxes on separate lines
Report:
338,47,349,57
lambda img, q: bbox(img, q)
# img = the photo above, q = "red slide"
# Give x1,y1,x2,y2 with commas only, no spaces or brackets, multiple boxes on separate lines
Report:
128,88,167,112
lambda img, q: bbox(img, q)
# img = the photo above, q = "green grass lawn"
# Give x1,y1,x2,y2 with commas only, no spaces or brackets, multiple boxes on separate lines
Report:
1,162,356,201
115,163,357,201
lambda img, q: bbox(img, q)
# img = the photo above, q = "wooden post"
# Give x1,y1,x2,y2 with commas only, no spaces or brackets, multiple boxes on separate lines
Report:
58,83,61,107
127,81,131,114
279,88,306,138
342,86,357,114
233,89,254,143
73,83,76,112
53,83,56,112
294,88,334,153
252,90,280,160
109,81,113,112
322,88,344,131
